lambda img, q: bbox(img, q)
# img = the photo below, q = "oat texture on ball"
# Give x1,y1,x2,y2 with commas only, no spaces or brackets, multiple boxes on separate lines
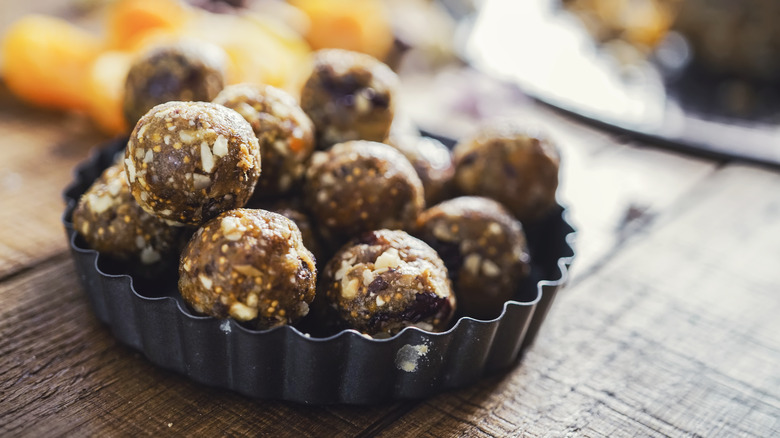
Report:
453,123,560,224
123,40,228,127
213,83,315,197
303,140,424,247
321,229,455,337
72,162,182,268
124,101,261,226
416,196,531,320
301,49,398,148
178,208,317,329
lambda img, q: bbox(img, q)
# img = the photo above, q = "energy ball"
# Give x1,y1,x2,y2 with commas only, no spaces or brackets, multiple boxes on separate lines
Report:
416,197,531,320
213,83,315,197
300,49,398,148
72,162,182,267
125,101,261,226
124,40,228,126
178,209,317,329
321,229,455,337
387,134,455,205
453,123,560,223
303,140,424,243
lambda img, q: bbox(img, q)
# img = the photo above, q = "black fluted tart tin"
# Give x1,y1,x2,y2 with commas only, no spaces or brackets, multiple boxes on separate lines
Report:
62,137,575,404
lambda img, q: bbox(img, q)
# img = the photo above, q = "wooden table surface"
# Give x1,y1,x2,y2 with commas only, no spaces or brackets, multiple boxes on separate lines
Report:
2,4,780,438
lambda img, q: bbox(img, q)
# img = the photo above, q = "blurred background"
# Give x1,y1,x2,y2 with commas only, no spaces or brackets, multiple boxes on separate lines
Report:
2,0,780,279
3,0,780,163
468,0,780,165
0,0,473,136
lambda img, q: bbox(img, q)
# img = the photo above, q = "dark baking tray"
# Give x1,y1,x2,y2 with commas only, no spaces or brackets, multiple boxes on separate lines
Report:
62,136,575,404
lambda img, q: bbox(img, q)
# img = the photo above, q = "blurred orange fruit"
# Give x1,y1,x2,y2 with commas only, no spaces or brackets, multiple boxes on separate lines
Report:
106,0,191,50
1,1,315,131
86,51,133,135
1,15,102,111
289,0,394,61
185,11,310,96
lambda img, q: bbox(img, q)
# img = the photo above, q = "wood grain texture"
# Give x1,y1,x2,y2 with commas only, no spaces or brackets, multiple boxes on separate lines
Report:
372,163,780,437
558,142,718,283
0,87,107,277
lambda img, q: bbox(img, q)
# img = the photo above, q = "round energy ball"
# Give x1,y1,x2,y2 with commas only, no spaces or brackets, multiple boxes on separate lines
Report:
321,229,455,337
303,140,424,243
123,40,228,126
300,49,398,148
453,123,560,223
416,196,531,320
178,208,317,329
387,134,455,206
72,162,182,266
124,101,261,226
213,83,315,197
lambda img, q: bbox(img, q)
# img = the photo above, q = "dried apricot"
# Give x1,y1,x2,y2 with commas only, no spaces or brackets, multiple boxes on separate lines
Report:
1,15,102,111
289,0,394,61
185,12,310,94
106,0,191,50
86,51,133,135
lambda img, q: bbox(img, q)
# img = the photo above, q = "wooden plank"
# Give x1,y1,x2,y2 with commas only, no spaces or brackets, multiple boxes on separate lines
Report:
0,87,108,276
0,254,412,436
559,141,719,282
0,0,118,274
372,163,780,437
